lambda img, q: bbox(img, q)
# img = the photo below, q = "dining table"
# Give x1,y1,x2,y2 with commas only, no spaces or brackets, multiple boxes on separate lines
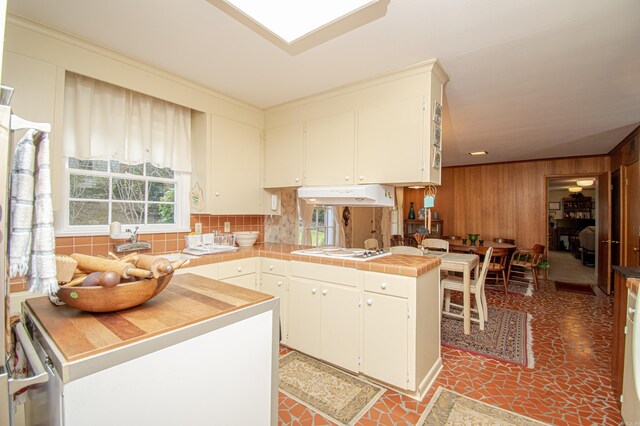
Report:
428,251,480,335
448,240,517,253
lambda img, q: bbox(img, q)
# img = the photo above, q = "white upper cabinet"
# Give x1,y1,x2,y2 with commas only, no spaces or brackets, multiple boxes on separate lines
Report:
356,96,424,184
210,115,263,214
263,60,448,188
304,111,356,186
263,123,304,188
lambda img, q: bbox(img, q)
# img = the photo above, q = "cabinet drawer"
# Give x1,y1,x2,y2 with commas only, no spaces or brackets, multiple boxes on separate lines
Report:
260,258,288,276
218,258,256,279
290,261,357,287
364,272,411,298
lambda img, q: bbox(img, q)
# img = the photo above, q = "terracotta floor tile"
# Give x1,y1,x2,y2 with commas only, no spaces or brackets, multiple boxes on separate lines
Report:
277,278,623,425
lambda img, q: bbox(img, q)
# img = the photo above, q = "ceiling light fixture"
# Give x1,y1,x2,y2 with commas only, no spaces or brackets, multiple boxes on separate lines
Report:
576,178,595,187
468,151,488,156
568,186,583,193
210,0,388,54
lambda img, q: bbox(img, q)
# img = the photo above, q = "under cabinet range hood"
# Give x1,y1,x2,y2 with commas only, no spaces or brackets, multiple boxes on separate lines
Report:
297,184,395,207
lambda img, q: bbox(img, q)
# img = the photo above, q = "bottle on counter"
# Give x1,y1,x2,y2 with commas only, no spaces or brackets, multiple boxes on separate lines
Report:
408,202,416,220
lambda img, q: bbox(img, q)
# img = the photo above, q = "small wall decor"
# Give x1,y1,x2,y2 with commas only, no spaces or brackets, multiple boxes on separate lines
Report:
190,182,204,210
433,100,442,125
433,124,441,148
432,148,441,169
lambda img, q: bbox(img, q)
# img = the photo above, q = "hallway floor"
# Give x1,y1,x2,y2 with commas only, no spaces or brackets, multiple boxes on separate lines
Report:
278,277,622,425
547,250,597,286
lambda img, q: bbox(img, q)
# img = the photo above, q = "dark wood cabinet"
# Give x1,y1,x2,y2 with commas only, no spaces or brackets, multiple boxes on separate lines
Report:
403,220,443,246
562,196,592,219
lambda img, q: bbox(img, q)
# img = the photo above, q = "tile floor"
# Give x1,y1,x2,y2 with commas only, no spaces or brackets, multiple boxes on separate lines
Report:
278,277,623,425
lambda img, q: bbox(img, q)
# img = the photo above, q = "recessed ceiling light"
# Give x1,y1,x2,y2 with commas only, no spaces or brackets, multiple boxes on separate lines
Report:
219,0,379,44
468,151,488,156
576,178,595,187
568,187,583,193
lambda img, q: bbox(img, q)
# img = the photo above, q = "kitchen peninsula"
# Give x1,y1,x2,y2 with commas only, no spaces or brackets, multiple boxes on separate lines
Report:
175,243,443,400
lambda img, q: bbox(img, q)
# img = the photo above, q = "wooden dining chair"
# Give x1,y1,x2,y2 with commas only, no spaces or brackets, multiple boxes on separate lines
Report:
364,238,379,250
478,246,509,294
390,246,423,255
390,234,405,247
442,247,493,330
422,238,449,253
506,245,545,289
493,237,515,245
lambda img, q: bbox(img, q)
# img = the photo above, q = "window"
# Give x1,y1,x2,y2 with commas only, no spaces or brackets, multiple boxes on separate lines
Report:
300,206,336,246
58,157,190,235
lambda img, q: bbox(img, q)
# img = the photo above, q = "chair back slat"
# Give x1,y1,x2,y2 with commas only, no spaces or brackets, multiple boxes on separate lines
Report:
423,238,449,252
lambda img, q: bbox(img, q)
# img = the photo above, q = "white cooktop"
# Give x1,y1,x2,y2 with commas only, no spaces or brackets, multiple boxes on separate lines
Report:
291,247,391,262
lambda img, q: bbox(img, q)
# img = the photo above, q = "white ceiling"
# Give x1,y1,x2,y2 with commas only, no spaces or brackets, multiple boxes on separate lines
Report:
7,0,640,167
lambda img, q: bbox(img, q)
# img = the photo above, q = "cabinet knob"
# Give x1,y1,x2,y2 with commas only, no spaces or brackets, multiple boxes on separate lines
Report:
630,307,636,315
366,298,373,306
359,176,364,181
277,281,283,287
345,176,350,181
269,265,275,270
295,177,300,182
312,288,317,294
322,289,328,296
215,192,220,197
236,267,242,272
380,283,387,289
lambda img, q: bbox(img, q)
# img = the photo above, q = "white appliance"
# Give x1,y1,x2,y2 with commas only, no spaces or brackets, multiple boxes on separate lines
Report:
291,247,391,262
0,105,51,424
622,287,640,424
297,184,395,207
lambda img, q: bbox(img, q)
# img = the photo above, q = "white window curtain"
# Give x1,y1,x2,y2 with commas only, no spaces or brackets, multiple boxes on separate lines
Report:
335,206,347,248
62,72,192,172
298,199,315,245
395,187,404,236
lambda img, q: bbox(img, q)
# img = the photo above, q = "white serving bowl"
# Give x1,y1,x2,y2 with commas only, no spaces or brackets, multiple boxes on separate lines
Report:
233,231,259,247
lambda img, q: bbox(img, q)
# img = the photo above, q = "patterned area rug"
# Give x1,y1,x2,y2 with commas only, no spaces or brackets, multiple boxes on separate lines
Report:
486,282,533,296
442,306,534,368
554,281,597,295
279,351,386,426
418,387,550,425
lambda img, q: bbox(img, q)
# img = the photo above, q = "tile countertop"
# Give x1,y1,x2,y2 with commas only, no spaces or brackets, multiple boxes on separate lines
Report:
612,265,640,279
173,243,440,277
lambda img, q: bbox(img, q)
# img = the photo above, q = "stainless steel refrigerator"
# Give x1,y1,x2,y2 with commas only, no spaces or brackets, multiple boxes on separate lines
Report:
0,104,50,425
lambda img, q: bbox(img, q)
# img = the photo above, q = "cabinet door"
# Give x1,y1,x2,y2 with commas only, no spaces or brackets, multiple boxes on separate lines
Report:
363,292,408,389
264,123,304,188
261,274,287,339
221,274,256,290
305,111,356,186
288,278,321,357
211,115,262,214
320,284,359,372
357,97,424,184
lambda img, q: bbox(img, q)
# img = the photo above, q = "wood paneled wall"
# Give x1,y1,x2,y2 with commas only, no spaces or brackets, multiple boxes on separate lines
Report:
404,156,609,250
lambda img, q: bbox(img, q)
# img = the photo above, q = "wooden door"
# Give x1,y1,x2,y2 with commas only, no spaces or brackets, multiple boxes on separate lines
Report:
597,171,612,294
351,207,375,248
320,284,359,372
625,161,640,266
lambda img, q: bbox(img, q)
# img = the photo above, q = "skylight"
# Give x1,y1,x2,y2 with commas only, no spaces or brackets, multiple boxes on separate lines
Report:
221,0,380,44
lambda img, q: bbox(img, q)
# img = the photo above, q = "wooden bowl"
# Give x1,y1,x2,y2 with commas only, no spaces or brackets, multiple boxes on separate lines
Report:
57,273,174,313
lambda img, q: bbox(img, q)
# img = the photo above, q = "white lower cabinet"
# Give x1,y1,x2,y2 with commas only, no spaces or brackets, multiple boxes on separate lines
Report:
288,277,359,372
218,258,257,290
260,258,289,344
363,292,408,389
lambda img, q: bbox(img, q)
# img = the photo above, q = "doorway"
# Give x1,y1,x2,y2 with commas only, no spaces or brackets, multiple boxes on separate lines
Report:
547,176,597,285
351,207,376,248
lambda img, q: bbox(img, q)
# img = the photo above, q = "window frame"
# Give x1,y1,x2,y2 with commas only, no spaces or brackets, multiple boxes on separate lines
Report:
300,205,336,247
55,158,191,236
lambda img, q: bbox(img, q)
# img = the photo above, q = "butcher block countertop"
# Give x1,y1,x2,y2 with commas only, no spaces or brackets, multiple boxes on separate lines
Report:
25,273,273,363
180,243,440,277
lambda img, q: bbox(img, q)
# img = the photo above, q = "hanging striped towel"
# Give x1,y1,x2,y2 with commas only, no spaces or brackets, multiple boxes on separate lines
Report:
9,130,59,298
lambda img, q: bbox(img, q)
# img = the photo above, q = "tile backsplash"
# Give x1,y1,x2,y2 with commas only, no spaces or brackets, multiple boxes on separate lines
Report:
10,214,265,292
